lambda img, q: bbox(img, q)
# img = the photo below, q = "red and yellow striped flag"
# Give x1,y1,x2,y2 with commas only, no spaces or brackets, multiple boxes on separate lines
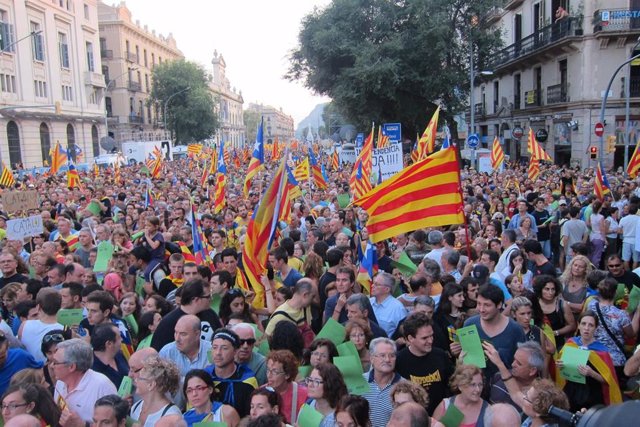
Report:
331,151,339,170
377,125,389,148
67,163,81,189
293,157,309,182
349,124,374,199
0,162,15,187
628,141,640,178
50,141,67,176
595,162,612,200
187,144,202,157
490,137,505,170
528,156,540,181
353,147,464,243
527,128,552,161
417,106,440,160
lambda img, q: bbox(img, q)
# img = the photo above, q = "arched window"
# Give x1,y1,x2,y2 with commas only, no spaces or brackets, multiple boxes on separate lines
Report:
6,121,21,168
91,125,99,158
66,123,76,162
39,123,51,166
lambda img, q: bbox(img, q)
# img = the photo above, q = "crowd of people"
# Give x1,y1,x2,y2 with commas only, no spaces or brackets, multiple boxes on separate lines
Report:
0,152,638,427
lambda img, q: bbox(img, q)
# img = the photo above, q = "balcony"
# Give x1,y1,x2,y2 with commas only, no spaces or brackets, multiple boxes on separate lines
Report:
504,0,524,11
547,83,568,104
126,52,138,63
487,17,582,73
485,6,503,25
524,89,542,107
84,71,106,88
474,103,486,116
128,114,143,124
128,81,141,92
594,9,640,35
100,50,113,59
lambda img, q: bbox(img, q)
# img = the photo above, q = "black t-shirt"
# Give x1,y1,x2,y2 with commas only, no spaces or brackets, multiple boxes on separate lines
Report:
157,278,177,298
150,308,222,351
395,347,454,415
0,273,28,289
532,209,551,241
610,271,640,292
533,261,557,277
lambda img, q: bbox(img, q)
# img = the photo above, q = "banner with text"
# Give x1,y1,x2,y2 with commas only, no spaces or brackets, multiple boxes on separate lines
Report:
6,215,44,240
339,143,403,182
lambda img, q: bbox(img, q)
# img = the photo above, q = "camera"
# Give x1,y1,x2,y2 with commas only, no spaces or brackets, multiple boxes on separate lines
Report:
549,401,640,427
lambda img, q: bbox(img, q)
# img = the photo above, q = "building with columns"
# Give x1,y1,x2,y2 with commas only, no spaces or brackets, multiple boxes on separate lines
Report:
98,1,183,145
0,0,105,168
246,103,294,146
209,50,245,148
469,0,640,169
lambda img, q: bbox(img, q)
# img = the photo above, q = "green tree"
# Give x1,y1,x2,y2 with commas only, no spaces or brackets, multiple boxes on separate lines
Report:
287,0,502,140
150,60,218,143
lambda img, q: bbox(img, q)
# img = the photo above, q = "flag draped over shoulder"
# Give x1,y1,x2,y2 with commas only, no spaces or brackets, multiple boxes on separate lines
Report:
243,117,265,196
353,147,464,243
527,128,552,161
349,124,374,199
595,162,612,200
66,162,81,189
242,158,288,308
50,141,67,175
0,162,15,187
214,141,227,213
628,141,640,178
491,137,505,170
417,106,440,160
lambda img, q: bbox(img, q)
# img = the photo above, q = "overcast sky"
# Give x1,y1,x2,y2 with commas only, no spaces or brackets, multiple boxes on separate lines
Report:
121,0,332,127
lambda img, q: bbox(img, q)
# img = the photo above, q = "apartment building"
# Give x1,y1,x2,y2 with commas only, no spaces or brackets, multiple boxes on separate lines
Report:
0,0,105,168
246,103,294,146
209,50,245,148
98,1,183,145
471,0,640,168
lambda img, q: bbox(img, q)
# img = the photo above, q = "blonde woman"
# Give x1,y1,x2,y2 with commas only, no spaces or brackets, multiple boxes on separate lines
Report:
434,364,489,427
559,255,593,315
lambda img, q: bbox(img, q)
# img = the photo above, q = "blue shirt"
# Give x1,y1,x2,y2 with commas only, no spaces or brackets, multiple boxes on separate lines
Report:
280,268,303,288
0,348,43,395
369,295,406,337
159,340,211,376
507,212,538,232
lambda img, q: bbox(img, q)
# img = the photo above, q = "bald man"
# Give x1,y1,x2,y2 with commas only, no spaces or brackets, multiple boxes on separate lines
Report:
159,314,211,377
483,403,521,427
386,402,430,427
5,414,41,427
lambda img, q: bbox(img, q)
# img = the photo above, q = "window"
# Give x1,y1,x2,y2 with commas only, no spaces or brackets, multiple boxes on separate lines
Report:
86,41,94,71
125,40,130,55
62,85,73,101
84,4,89,20
145,74,149,92
151,53,155,67
34,80,47,98
58,32,69,68
91,125,99,157
7,121,22,168
40,123,51,165
0,74,16,93
0,9,15,53
105,97,112,117
102,65,109,84
30,22,44,61
135,45,139,64
66,124,76,162
144,49,147,67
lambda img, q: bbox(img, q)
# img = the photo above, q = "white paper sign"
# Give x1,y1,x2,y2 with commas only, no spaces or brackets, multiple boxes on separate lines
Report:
6,216,43,240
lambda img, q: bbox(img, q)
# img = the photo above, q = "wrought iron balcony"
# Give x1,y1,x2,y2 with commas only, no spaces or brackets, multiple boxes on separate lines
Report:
547,83,567,104
126,52,138,63
128,81,141,92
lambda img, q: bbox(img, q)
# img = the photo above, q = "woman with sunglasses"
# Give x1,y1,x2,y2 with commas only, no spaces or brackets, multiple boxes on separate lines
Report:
40,330,66,392
303,363,348,427
182,369,239,427
433,364,489,427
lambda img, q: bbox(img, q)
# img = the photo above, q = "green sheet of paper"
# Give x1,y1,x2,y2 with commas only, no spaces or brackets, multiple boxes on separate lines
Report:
135,275,145,297
117,376,133,397
298,365,313,379
333,355,369,395
337,193,350,209
337,341,359,359
560,346,590,384
93,241,114,272
457,324,486,368
298,403,324,427
440,402,464,427
250,324,270,356
57,308,84,327
124,314,138,336
316,318,346,345
87,201,102,216
629,286,640,314
193,422,227,427
391,251,418,275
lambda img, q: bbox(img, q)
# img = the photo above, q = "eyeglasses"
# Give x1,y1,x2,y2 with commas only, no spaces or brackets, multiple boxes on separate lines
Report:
349,333,365,339
523,395,533,404
466,382,483,389
266,368,285,376
136,376,154,383
1,403,28,411
43,334,65,344
305,377,324,387
608,264,622,268
238,338,256,346
185,385,210,394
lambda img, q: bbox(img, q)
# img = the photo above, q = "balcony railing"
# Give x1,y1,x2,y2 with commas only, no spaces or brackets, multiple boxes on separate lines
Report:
485,6,503,25
631,76,640,98
547,83,568,104
84,71,106,88
128,114,143,124
504,0,524,11
474,103,486,116
488,16,582,70
100,49,113,59
594,9,640,33
126,52,138,63
524,89,542,107
128,81,141,92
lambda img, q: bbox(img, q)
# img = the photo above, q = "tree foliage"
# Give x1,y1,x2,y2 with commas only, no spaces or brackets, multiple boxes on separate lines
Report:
287,0,502,139
150,60,218,143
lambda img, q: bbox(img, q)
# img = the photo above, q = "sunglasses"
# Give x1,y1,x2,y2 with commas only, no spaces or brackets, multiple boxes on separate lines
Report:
43,334,65,344
238,338,256,346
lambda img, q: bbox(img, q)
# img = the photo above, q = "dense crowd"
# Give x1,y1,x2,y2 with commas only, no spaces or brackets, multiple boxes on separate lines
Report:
0,152,638,427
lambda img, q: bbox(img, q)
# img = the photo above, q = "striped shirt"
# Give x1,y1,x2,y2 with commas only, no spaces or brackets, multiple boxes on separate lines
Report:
362,370,404,427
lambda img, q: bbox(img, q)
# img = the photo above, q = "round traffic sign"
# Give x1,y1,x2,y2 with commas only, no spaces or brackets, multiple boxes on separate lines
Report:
595,122,604,137
512,126,524,140
467,134,480,149
535,129,548,143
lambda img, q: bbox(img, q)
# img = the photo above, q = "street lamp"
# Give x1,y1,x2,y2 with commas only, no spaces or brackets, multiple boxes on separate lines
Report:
104,66,138,140
163,86,191,140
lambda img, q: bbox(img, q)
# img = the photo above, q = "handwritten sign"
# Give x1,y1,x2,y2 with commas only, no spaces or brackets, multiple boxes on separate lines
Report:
2,191,38,212
6,215,43,240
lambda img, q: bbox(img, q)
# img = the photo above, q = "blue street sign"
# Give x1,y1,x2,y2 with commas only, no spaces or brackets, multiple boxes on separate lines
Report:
382,123,402,143
355,133,365,147
467,134,480,149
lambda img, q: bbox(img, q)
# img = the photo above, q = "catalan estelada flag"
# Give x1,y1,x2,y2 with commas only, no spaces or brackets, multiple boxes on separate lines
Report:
357,241,378,295
66,162,81,189
353,147,464,243
410,140,419,164
527,127,552,161
214,140,227,214
349,124,374,199
200,158,209,188
0,162,15,187
190,202,212,268
293,157,310,182
595,162,612,200
50,141,67,175
417,106,440,160
144,187,154,208
271,136,279,162
243,117,265,196
309,149,327,189
242,158,288,308
628,140,640,178
491,137,505,170
377,125,389,149
528,156,540,181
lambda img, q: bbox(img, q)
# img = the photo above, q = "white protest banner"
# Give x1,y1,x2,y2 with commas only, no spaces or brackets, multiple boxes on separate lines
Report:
2,191,39,213
348,143,403,182
6,215,43,240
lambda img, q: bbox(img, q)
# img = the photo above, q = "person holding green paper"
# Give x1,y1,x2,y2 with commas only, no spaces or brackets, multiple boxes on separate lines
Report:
433,364,489,427
303,363,348,427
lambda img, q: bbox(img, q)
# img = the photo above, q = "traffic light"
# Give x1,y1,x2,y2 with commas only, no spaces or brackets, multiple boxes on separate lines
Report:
606,136,617,153
590,146,598,160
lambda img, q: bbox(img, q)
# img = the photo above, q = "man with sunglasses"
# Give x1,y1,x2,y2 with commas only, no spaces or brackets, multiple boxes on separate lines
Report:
232,322,266,385
607,254,640,292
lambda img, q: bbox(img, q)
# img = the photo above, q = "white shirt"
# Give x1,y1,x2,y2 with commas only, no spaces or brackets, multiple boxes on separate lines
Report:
54,370,117,422
496,243,518,274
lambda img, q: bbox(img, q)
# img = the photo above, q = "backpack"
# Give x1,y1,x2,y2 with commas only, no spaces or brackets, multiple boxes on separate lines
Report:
270,309,316,347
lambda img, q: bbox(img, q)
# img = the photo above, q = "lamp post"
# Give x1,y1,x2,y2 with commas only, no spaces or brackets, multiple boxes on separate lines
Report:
1,30,42,53
163,86,191,140
104,67,137,141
